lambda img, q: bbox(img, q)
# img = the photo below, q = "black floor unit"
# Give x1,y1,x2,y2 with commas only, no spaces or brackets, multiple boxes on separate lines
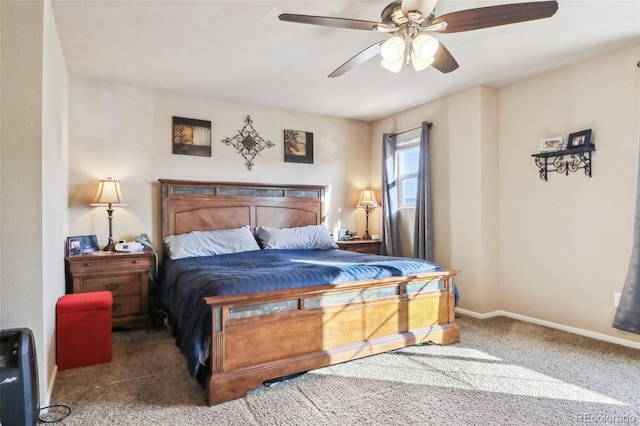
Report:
0,328,39,426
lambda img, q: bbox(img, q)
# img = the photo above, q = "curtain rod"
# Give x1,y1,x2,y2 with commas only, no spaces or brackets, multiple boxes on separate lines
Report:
391,122,433,136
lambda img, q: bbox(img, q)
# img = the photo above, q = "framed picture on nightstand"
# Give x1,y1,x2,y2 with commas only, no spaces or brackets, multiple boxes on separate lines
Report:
67,237,82,256
67,235,99,255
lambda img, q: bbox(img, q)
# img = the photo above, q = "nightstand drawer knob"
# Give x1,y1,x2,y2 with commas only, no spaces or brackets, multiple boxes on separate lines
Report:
132,260,139,264
83,263,91,267
104,282,120,291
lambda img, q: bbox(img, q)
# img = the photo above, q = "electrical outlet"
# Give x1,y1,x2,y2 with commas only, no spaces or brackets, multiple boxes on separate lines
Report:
613,292,622,307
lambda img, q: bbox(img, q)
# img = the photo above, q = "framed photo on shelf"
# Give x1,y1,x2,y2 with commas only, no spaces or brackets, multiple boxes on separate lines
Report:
539,136,564,153
567,129,592,149
284,129,313,164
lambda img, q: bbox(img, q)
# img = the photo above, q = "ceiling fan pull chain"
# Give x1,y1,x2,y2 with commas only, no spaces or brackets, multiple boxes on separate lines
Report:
405,39,412,65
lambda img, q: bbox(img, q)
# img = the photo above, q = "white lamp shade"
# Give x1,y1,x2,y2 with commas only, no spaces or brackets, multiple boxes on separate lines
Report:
411,51,435,71
380,36,405,62
90,177,128,206
357,188,380,208
412,34,439,60
381,57,404,73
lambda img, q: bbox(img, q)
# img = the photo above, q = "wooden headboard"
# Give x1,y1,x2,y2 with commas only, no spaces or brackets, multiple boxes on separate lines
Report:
159,180,328,237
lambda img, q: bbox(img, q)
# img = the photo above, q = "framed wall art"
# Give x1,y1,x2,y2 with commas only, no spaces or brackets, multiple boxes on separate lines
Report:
172,116,212,157
284,129,313,164
567,129,592,149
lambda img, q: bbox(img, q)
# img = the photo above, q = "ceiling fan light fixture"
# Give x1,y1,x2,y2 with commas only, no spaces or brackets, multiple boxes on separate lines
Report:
281,0,558,78
380,36,405,62
411,52,435,71
401,0,439,18
381,57,404,73
412,33,439,60
373,23,395,33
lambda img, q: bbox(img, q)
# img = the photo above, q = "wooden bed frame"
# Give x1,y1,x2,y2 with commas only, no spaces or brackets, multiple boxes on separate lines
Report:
159,179,459,405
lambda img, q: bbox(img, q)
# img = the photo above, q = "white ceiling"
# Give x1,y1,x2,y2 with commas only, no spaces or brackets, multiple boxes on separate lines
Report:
51,0,640,122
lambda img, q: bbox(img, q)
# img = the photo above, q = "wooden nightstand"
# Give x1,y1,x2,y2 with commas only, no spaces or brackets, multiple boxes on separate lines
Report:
65,250,154,329
336,239,382,255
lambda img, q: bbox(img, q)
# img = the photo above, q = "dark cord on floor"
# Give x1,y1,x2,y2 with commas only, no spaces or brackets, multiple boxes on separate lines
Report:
38,404,72,423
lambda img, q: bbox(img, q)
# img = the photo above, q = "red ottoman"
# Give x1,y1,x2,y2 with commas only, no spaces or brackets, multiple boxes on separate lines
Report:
56,291,112,370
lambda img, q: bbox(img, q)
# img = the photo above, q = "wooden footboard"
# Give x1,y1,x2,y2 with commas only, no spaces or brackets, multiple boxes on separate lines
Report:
204,270,459,405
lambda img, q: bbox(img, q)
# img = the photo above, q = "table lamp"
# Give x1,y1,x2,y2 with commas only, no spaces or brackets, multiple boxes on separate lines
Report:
90,177,128,251
356,188,379,240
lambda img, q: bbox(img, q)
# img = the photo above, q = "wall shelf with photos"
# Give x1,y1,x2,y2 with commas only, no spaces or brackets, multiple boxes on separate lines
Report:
532,129,595,181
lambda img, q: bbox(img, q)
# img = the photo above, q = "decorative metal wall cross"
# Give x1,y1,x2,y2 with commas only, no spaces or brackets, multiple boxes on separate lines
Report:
221,115,274,170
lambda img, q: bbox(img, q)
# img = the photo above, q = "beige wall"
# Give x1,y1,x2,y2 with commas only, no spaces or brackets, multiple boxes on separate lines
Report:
371,43,640,346
0,0,69,406
370,85,500,313
67,82,372,247
0,0,44,341
498,44,640,343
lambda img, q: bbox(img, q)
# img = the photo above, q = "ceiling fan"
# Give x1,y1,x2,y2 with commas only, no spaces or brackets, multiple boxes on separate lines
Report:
279,0,559,78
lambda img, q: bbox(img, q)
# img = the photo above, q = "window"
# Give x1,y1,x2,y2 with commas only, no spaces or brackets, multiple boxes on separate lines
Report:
397,137,420,207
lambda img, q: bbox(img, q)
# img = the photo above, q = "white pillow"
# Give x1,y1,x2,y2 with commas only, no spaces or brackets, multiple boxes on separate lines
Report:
164,225,260,260
255,225,338,250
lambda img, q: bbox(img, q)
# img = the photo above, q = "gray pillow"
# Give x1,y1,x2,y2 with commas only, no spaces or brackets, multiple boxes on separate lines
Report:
164,225,260,260
255,225,338,250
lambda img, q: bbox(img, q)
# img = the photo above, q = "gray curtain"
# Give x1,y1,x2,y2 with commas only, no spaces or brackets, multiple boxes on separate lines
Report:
413,122,433,261
613,149,640,334
381,133,401,256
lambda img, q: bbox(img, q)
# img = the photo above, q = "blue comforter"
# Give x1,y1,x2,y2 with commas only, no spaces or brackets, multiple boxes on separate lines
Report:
157,248,443,378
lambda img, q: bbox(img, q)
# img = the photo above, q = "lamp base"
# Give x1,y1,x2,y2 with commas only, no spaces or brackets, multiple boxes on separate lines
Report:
363,207,372,240
104,210,115,251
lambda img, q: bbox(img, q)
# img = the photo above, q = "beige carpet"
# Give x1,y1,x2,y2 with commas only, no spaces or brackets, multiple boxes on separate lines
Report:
48,315,640,425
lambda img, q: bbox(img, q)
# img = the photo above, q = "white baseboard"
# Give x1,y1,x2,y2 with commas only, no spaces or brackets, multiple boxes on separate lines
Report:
455,308,640,350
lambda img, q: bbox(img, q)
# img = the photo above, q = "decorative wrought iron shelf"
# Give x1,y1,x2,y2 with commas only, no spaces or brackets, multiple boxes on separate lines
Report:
531,145,595,181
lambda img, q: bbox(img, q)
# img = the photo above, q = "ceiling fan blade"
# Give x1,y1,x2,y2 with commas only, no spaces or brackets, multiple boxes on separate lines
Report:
431,41,459,74
329,41,383,78
401,0,438,16
431,1,558,33
279,13,381,31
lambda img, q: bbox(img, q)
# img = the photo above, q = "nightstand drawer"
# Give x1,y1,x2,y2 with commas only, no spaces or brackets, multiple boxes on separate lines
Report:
112,295,142,318
336,240,381,255
81,275,141,296
68,257,151,275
